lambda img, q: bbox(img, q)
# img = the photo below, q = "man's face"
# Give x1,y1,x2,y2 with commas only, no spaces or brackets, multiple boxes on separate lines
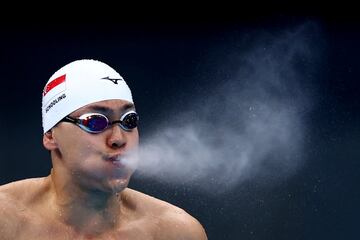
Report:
49,99,139,194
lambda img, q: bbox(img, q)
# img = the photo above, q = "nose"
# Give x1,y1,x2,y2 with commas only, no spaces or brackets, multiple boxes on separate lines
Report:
106,124,126,149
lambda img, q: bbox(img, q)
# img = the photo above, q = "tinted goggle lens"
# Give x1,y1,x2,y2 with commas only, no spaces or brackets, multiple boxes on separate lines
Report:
120,111,138,130
77,111,139,133
80,114,108,132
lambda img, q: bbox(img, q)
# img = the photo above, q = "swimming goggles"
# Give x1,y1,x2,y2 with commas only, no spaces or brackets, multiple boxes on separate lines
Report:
60,110,139,133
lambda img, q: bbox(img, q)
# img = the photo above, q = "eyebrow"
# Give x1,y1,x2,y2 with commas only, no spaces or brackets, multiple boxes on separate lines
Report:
85,103,135,114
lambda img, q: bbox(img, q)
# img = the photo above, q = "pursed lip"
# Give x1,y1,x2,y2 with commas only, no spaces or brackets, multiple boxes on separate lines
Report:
104,153,126,168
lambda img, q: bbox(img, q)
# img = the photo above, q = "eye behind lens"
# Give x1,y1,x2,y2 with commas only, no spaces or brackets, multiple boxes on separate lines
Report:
76,112,139,133
121,111,139,130
89,115,109,131
80,113,109,133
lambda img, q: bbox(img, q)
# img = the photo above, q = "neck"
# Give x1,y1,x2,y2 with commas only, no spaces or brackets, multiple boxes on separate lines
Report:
48,169,123,235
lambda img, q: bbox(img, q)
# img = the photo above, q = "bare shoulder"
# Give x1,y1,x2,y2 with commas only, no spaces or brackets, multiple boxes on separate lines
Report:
0,178,48,227
123,188,208,240
0,178,46,222
0,181,27,239
156,205,208,240
0,177,48,201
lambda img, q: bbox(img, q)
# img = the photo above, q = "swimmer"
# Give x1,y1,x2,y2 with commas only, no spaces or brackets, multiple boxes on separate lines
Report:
0,59,207,239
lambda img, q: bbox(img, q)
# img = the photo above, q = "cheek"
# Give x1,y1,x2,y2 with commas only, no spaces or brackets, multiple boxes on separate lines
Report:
128,130,139,148
60,138,103,175
56,130,97,161
61,141,92,163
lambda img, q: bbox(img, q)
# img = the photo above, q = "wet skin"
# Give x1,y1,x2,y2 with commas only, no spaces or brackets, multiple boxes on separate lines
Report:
0,100,207,240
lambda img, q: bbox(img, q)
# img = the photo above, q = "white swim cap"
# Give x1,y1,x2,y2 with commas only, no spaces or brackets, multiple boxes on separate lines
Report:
42,59,133,133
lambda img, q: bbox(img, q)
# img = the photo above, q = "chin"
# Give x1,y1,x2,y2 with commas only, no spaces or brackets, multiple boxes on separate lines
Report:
107,177,130,194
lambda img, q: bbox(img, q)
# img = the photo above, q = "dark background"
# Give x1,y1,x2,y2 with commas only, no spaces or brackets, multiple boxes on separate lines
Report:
0,14,359,239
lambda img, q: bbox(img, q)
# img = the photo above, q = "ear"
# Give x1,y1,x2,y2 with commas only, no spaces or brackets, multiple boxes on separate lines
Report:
43,130,58,150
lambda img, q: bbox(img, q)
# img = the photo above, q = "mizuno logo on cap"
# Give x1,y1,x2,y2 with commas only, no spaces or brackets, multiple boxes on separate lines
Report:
101,76,123,84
